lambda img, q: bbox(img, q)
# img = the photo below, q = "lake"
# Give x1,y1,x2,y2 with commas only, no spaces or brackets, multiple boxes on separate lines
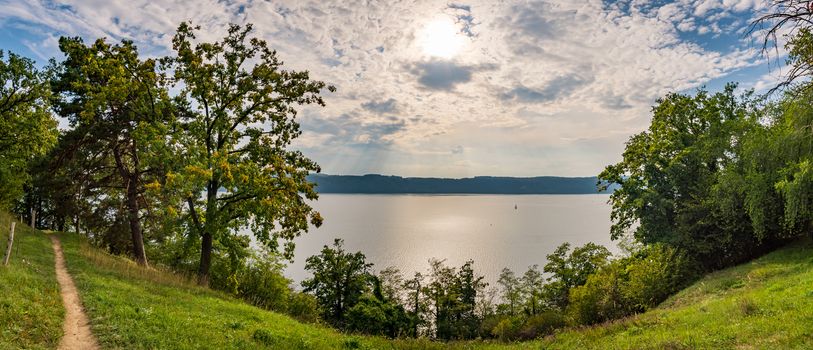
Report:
283,194,617,287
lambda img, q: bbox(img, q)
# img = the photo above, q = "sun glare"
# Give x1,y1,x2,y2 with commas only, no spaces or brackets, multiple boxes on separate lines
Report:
418,18,465,59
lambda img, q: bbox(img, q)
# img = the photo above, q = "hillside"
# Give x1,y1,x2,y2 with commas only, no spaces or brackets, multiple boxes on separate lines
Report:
536,238,813,349
307,174,615,194
2,217,812,349
0,212,63,349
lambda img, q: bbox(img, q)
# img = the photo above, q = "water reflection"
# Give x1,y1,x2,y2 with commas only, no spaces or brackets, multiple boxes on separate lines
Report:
271,194,616,287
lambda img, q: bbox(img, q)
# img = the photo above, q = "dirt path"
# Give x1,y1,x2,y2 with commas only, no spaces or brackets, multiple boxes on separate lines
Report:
50,236,100,350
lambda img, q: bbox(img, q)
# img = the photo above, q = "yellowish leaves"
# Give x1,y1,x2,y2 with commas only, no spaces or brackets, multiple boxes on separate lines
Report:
184,165,212,178
145,180,162,191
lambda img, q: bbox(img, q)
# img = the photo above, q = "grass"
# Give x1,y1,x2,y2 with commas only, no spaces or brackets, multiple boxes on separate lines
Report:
4,213,813,349
534,238,813,349
0,212,63,349
57,232,455,350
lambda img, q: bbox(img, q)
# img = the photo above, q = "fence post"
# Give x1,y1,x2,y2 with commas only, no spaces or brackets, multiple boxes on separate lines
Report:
3,222,15,266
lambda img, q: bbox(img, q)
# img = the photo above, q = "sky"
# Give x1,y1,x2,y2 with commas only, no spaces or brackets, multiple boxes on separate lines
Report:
0,0,791,177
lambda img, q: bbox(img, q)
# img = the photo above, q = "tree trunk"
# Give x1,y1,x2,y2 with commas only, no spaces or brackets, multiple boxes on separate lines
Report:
196,178,219,286
126,174,148,266
197,230,212,286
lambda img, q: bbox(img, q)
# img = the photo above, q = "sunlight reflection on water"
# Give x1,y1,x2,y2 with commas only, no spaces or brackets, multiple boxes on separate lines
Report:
272,194,616,288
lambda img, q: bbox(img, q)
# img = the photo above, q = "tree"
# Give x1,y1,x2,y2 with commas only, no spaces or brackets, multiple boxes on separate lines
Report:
497,268,522,316
423,259,487,340
520,265,544,315
166,22,333,285
0,50,57,210
302,239,372,328
51,37,175,265
598,85,763,269
345,274,412,337
403,272,426,337
751,0,813,90
543,242,610,309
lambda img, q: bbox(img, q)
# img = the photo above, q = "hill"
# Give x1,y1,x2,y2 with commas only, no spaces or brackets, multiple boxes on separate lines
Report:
307,174,615,194
533,237,813,349
2,215,812,349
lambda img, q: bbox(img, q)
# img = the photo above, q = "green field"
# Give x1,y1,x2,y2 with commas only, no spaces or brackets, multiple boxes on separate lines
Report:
0,212,63,349
2,217,813,349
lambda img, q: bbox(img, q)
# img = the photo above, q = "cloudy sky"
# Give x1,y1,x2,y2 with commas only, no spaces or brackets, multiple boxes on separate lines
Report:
0,0,788,177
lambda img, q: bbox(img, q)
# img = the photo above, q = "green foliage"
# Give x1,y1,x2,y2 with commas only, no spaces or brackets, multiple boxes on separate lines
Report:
423,259,487,340
543,242,611,309
489,312,565,342
165,22,334,284
598,84,780,269
345,292,411,337
567,245,695,325
50,36,176,265
303,239,373,328
540,239,813,349
497,268,521,316
56,232,452,349
0,50,57,209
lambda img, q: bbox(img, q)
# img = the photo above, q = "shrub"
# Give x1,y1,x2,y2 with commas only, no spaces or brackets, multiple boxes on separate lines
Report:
490,316,524,341
567,262,629,325
345,293,411,337
237,258,291,312
567,244,697,326
288,292,319,323
517,311,565,340
622,244,696,310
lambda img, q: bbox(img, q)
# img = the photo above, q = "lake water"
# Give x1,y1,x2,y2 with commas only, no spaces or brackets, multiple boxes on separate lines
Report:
283,194,617,287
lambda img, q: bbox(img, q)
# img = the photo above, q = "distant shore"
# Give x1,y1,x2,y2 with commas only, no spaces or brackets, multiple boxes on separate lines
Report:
308,173,617,194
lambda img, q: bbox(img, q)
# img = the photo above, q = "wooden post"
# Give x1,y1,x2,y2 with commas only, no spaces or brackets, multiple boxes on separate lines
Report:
30,208,36,229
3,222,15,266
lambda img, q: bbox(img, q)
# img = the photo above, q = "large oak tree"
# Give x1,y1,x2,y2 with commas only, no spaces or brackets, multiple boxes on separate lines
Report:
167,23,333,285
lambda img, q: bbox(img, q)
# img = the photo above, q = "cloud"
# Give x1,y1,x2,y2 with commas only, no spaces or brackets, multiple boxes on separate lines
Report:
500,75,592,104
410,60,474,91
0,0,782,177
361,98,398,114
300,112,407,147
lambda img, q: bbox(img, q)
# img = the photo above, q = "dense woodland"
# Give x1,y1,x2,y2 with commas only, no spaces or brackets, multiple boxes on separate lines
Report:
2,1,813,342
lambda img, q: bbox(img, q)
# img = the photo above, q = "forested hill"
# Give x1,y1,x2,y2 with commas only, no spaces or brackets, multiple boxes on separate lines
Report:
307,174,615,194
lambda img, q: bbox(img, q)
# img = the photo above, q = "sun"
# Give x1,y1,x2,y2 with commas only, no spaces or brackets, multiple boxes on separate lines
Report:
417,18,465,59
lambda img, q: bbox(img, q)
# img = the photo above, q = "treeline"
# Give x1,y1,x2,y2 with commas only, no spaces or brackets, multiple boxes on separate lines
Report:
298,238,693,341
307,174,615,194
1,22,332,302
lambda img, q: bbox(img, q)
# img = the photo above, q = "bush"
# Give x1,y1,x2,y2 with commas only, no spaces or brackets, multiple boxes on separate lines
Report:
518,311,565,340
288,292,319,323
490,316,524,341
345,293,411,337
622,244,696,310
237,258,291,312
567,244,696,326
567,262,629,325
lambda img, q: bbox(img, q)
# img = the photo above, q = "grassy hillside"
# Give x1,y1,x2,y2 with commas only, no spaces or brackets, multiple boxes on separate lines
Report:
56,232,453,350
0,212,63,349
536,238,813,349
3,218,813,349
55,231,813,349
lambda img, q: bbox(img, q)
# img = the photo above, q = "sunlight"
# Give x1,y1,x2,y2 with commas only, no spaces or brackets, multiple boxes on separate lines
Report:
417,17,465,59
